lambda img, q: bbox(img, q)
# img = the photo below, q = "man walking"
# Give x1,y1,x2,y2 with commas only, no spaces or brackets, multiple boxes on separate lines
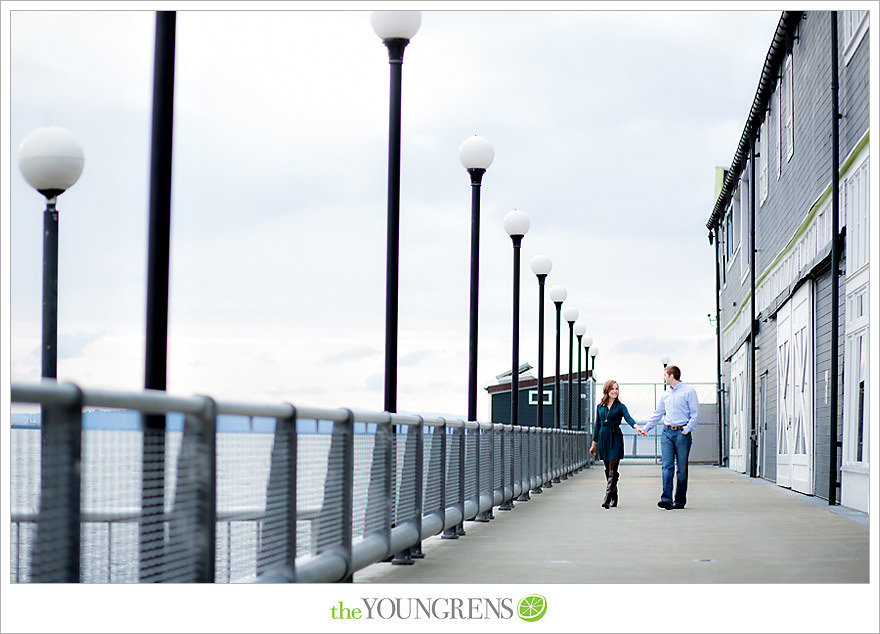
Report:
638,365,699,509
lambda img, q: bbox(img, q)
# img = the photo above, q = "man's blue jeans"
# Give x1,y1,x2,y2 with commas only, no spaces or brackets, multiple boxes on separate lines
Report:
660,426,693,506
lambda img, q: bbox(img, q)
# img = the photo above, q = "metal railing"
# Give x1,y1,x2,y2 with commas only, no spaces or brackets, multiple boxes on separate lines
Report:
10,380,589,583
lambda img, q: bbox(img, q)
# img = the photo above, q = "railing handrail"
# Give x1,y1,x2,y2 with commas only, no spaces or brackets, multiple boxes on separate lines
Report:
11,379,590,583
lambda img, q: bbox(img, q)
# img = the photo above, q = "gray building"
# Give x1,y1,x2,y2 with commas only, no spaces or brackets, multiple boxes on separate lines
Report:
487,365,596,431
706,11,870,512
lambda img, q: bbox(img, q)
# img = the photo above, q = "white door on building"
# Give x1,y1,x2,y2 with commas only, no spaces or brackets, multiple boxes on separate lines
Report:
777,283,814,494
729,343,749,473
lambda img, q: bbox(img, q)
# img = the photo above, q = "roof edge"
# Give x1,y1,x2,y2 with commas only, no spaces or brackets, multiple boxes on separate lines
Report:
706,11,804,230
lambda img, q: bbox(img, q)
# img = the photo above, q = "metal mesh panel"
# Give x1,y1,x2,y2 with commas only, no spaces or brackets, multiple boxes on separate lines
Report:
394,426,418,525
10,425,40,583
257,416,294,580
464,428,478,502
296,420,331,557
352,423,377,541
31,404,82,582
164,412,214,582
493,430,503,492
80,418,142,583
314,420,347,553
479,428,492,503
362,424,391,536
212,417,272,582
445,428,461,507
422,425,444,515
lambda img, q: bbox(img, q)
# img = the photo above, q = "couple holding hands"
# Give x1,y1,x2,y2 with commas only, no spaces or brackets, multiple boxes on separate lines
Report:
589,365,699,510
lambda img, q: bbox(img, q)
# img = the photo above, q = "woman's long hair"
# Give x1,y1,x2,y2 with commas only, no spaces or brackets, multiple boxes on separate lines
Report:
600,380,619,408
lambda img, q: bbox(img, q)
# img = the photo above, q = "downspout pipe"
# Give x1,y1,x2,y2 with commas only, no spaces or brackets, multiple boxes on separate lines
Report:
712,226,724,467
749,137,758,478
829,11,840,505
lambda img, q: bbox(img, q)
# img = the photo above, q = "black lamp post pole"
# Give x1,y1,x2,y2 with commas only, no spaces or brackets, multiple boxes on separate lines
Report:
464,166,488,526
466,168,485,422
535,273,549,490
141,10,176,581
567,320,575,431
41,198,59,380
381,36,409,416
500,233,524,510
552,299,563,483
380,34,416,565
576,333,583,432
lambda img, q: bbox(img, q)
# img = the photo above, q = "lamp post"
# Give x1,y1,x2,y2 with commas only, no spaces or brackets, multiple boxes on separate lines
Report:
549,285,567,429
372,9,420,566
372,10,421,416
460,135,494,422
530,255,552,429
574,322,586,431
18,125,84,582
563,307,579,431
500,209,529,511
661,354,670,391
18,126,85,381
548,285,566,483
460,135,494,524
530,255,552,493
583,337,593,378
591,347,599,379
583,336,594,467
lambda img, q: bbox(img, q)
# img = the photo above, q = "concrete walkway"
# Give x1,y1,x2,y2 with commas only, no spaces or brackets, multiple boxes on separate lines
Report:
354,464,869,584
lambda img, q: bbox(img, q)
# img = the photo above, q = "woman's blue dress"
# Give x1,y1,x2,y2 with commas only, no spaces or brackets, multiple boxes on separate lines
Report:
593,401,638,461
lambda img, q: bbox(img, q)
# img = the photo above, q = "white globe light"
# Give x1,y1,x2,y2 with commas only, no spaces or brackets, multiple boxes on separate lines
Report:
660,355,671,365
549,285,567,303
503,209,530,237
574,322,586,337
563,307,579,322
530,254,552,276
371,11,421,40
591,347,600,357
18,126,84,196
459,135,494,170
583,337,593,348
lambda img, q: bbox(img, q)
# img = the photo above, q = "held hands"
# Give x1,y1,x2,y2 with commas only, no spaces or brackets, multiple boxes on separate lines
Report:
635,424,648,437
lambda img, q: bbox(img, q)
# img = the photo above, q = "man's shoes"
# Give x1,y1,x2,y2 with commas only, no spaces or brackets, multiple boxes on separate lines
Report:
672,504,685,509
657,501,673,510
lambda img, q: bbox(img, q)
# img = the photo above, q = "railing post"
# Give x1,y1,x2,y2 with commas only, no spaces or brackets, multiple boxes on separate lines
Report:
474,424,492,522
442,425,466,538
258,404,297,581
167,395,216,582
413,417,425,555
33,384,83,582
340,410,355,581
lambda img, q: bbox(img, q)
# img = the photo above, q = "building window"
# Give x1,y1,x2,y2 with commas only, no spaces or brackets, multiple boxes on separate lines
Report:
844,325,869,466
759,117,769,204
844,156,869,276
726,189,740,273
778,52,794,171
843,10,868,65
529,390,552,406
740,165,751,283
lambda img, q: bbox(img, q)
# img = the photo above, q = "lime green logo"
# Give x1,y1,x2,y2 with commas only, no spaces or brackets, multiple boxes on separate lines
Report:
517,594,547,622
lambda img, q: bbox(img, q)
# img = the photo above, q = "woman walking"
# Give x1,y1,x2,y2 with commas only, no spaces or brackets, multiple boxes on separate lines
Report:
589,380,645,509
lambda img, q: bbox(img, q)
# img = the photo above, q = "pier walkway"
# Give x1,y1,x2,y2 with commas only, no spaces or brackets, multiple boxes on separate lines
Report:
356,464,870,584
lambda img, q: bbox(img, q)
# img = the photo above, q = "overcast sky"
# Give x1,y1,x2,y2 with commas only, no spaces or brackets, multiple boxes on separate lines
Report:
4,4,789,420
